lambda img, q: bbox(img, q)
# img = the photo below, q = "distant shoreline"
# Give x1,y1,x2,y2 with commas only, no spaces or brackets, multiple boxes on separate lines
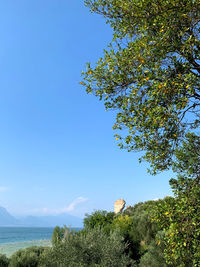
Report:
0,239,52,257
0,226,54,245
0,238,52,245
0,227,54,231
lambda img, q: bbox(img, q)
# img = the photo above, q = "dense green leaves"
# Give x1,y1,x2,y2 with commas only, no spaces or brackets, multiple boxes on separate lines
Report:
172,132,200,178
52,226,66,246
84,210,115,233
48,228,134,267
84,202,165,264
139,239,169,267
82,0,200,173
9,247,48,267
152,179,200,266
0,254,9,267
151,135,200,266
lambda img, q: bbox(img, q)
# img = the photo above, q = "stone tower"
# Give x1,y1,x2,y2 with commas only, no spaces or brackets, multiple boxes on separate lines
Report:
114,199,126,214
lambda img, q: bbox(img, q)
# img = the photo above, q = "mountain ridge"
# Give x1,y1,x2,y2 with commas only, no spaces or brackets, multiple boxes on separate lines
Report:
0,206,83,227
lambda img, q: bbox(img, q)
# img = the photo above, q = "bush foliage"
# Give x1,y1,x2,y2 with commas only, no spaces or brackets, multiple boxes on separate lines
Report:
9,246,48,267
46,227,134,267
0,254,9,267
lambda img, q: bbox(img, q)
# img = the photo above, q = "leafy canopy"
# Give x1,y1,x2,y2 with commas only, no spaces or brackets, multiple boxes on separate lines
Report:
152,134,200,266
81,0,200,173
47,228,134,267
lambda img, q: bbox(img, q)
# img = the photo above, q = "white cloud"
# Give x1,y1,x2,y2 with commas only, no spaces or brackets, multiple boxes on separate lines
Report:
0,187,9,192
28,197,88,215
61,197,88,212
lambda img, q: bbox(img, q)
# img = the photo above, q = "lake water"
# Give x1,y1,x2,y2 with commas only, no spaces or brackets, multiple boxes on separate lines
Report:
0,227,81,256
0,227,54,244
0,227,54,256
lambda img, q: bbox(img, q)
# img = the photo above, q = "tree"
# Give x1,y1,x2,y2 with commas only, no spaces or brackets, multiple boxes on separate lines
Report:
0,254,9,267
52,226,65,246
139,239,168,267
81,0,200,173
84,210,115,233
151,134,200,266
46,228,134,267
83,202,162,263
124,201,159,246
172,132,200,178
9,246,48,267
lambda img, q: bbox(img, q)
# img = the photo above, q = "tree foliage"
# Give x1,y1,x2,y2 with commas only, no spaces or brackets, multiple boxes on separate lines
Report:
81,0,200,173
83,202,165,264
84,210,115,233
172,132,200,178
151,135,200,266
52,226,65,246
0,254,9,267
47,227,134,267
124,201,159,246
139,239,169,267
9,247,48,267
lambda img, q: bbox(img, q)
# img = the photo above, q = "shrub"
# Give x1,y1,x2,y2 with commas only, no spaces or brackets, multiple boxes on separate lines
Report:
0,254,9,267
124,201,159,245
9,246,48,267
52,225,66,246
84,210,115,233
83,203,162,263
139,239,168,267
47,227,135,266
111,214,141,261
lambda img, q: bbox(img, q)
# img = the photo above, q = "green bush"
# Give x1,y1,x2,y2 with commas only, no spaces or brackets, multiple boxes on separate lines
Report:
52,225,66,246
124,201,159,245
47,227,134,267
83,202,162,263
111,214,141,261
37,247,52,267
9,246,48,267
139,239,168,267
84,210,115,233
0,254,9,267
151,134,200,266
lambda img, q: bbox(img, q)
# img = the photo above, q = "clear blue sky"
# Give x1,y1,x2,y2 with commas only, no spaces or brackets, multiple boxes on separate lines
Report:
0,0,173,218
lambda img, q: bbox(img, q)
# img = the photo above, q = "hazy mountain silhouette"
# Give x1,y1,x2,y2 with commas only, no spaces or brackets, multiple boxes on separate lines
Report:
0,206,19,226
19,214,83,227
0,206,83,227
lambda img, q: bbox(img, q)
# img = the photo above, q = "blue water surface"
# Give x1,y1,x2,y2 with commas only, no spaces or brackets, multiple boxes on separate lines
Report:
0,227,54,244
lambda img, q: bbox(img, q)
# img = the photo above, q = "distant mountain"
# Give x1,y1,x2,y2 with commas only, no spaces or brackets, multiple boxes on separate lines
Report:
43,213,83,227
0,206,83,227
0,206,19,226
18,216,48,227
19,214,83,227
